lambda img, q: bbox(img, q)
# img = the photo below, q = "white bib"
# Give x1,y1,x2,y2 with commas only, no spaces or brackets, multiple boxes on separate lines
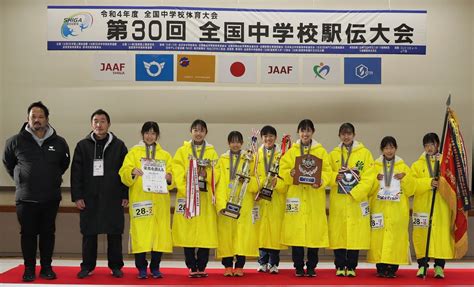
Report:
286,198,300,213
412,212,429,228
370,213,384,229
132,200,153,219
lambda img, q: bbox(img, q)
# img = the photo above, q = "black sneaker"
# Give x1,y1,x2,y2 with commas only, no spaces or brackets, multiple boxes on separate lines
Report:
295,268,305,277
22,268,36,282
386,270,397,278
39,267,57,280
111,269,124,278
77,269,92,279
306,268,316,277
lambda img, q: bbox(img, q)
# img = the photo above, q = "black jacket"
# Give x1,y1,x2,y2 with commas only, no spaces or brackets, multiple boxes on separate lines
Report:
71,132,128,235
2,123,70,203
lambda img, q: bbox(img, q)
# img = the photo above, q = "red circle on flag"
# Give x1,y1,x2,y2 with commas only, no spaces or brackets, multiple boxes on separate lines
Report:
230,62,246,77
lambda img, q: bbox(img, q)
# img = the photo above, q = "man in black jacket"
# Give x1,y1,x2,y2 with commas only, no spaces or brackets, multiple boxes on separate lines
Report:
71,109,128,279
3,101,70,282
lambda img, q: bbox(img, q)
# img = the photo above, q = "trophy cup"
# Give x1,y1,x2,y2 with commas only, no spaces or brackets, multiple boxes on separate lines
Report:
255,135,291,201
196,159,210,191
221,134,258,219
293,154,322,185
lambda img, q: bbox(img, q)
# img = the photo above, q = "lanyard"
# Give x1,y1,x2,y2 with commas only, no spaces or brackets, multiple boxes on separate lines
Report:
300,140,312,157
146,144,156,160
425,153,435,178
229,151,241,181
263,146,276,173
341,144,353,168
191,141,206,160
383,157,395,187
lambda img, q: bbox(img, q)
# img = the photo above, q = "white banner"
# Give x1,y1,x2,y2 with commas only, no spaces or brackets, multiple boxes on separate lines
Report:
261,56,299,84
92,54,134,80
48,6,427,54
218,55,257,83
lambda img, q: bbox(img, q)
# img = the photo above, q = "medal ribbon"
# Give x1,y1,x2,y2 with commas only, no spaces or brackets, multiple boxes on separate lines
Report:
341,144,353,168
383,157,395,187
185,159,200,218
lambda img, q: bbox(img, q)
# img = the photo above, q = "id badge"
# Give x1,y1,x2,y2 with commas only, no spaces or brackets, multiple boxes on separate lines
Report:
286,198,300,213
370,213,384,229
93,159,104,177
360,201,370,217
176,198,186,214
132,201,153,218
252,205,260,224
412,212,429,228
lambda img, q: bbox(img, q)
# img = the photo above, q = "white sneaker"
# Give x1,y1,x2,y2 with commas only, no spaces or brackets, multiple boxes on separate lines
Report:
269,265,279,274
257,264,268,272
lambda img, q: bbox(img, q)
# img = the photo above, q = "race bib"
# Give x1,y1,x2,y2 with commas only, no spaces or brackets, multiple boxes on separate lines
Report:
252,205,260,224
412,212,429,228
360,201,370,217
93,159,104,177
176,198,186,214
370,213,384,229
286,198,300,213
132,201,153,219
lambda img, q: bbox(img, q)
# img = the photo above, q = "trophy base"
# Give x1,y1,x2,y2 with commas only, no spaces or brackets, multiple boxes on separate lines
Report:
198,180,207,192
256,187,273,201
220,202,241,219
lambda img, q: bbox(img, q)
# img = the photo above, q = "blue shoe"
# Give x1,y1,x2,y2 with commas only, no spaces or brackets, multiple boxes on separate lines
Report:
137,269,148,279
151,269,163,279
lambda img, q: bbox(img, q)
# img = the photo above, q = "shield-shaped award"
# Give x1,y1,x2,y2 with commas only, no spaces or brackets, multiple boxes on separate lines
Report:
293,154,322,185
337,168,360,194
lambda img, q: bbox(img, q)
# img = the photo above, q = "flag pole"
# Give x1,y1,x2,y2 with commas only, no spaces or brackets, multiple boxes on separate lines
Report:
422,94,451,279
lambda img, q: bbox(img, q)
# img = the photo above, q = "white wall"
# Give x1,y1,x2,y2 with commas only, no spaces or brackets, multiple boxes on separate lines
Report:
0,0,472,190
0,1,4,166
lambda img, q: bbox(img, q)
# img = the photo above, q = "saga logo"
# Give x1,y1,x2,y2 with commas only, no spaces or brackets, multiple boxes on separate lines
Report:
61,13,93,38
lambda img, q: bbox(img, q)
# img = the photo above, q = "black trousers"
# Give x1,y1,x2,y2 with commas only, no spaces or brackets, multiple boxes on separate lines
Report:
16,200,60,269
417,257,446,268
135,251,162,271
334,249,360,270
258,248,280,266
222,255,246,268
80,234,123,271
291,246,319,270
184,247,209,271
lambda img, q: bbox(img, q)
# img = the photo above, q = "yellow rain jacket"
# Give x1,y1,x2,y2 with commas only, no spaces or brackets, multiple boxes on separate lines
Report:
328,141,375,250
279,139,332,248
411,153,454,259
215,150,259,258
119,142,174,254
255,146,288,250
171,141,220,248
367,156,416,265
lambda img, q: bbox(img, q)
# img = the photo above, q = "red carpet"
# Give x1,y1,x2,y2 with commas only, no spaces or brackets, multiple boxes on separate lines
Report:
0,265,472,285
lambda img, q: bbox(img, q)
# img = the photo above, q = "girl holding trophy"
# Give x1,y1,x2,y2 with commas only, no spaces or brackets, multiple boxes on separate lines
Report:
279,119,333,277
216,131,259,277
367,136,416,278
171,119,220,278
328,123,375,277
119,122,174,279
255,126,289,274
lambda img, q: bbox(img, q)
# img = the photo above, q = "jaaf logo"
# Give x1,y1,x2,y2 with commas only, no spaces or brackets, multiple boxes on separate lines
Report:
143,61,165,77
313,62,331,80
136,54,174,82
61,12,93,38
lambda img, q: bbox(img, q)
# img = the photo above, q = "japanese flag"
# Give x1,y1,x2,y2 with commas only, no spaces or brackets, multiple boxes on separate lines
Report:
217,55,257,83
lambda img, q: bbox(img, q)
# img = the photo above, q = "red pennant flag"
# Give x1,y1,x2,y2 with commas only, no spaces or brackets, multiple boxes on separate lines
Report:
438,109,471,259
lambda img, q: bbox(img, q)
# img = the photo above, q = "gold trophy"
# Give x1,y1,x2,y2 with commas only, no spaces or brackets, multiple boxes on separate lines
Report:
196,159,210,191
255,135,292,201
221,134,258,219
